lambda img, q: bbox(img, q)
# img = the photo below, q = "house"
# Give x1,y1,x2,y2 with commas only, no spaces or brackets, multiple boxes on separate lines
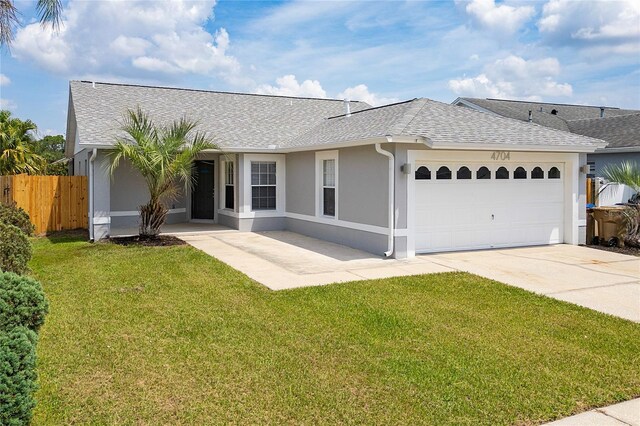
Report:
65,81,606,258
451,98,640,176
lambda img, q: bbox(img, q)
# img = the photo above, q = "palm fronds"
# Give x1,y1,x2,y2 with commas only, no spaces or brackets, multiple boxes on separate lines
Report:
109,107,217,237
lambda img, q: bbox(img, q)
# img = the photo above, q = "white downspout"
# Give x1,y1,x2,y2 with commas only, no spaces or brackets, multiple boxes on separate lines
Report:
375,142,394,257
88,148,97,242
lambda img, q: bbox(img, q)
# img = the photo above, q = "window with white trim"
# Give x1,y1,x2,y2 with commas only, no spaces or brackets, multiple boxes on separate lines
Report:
316,151,338,218
251,161,276,210
322,159,336,216
224,161,234,209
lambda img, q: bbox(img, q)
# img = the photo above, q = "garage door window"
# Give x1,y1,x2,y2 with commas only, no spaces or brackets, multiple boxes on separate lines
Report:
514,167,527,179
457,166,471,179
415,166,431,180
496,166,509,179
436,166,452,180
532,167,544,179
548,167,561,179
477,166,491,179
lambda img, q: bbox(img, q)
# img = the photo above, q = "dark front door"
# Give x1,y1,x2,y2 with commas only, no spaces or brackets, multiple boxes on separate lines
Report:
192,161,215,220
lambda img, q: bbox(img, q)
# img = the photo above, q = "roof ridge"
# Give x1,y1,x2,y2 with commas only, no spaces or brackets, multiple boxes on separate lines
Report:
325,98,416,119
389,98,429,135
566,111,640,123
480,97,622,109
71,80,368,104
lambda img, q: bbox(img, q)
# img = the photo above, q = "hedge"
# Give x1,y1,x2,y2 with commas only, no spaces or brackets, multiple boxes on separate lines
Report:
0,203,35,237
0,272,48,332
0,222,32,275
0,326,38,426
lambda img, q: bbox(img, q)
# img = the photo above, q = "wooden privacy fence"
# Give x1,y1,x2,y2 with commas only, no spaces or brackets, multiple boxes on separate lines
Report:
0,174,88,234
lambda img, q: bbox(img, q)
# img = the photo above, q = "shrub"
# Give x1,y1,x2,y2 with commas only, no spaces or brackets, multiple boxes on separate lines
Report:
0,222,31,275
0,203,35,236
0,326,38,426
0,272,48,332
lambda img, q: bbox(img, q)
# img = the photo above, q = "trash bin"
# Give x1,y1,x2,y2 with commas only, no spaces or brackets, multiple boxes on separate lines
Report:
591,206,626,247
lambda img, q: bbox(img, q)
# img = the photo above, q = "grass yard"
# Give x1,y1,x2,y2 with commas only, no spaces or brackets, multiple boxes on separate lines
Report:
29,234,640,425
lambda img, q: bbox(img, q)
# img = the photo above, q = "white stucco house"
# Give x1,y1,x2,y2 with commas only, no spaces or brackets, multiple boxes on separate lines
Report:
66,81,607,258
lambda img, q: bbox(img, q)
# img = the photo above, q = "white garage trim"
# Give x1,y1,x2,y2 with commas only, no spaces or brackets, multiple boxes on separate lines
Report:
407,150,581,256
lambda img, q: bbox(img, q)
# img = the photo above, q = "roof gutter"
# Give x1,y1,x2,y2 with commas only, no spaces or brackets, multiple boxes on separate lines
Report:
375,141,395,258
88,148,97,242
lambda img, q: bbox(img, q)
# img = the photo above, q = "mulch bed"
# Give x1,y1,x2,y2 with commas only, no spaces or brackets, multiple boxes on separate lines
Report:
108,235,186,247
582,244,640,257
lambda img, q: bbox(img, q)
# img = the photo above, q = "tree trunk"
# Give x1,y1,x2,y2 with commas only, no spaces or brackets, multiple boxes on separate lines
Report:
138,201,168,237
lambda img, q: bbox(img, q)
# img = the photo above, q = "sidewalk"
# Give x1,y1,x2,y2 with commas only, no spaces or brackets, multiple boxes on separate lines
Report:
545,398,639,426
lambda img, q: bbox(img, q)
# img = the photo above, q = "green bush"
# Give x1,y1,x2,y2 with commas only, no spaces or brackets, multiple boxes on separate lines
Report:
0,222,31,275
0,272,48,332
0,326,38,426
0,203,35,236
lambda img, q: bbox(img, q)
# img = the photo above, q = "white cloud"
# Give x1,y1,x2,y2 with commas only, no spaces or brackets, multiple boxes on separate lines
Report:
12,0,240,80
463,0,535,35
0,99,17,110
0,74,10,86
337,84,397,106
449,55,573,100
256,75,327,98
538,0,640,54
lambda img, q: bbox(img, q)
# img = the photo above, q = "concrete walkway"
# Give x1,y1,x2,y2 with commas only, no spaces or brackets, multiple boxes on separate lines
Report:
179,231,453,290
544,398,639,425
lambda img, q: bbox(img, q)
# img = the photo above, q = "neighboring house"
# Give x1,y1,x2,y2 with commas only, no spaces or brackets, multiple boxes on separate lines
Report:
66,81,606,258
452,98,640,176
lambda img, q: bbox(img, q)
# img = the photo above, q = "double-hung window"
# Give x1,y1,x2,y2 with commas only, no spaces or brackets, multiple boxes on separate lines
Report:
316,151,338,218
251,161,276,210
224,161,234,209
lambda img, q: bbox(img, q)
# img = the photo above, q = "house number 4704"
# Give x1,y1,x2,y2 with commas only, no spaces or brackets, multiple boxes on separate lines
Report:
491,151,511,160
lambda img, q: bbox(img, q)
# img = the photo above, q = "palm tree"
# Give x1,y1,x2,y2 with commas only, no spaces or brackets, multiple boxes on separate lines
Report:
0,110,45,174
109,107,217,238
1,0,62,46
601,161,640,194
601,161,640,247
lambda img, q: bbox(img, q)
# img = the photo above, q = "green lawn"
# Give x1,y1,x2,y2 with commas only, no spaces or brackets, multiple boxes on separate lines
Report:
29,234,640,425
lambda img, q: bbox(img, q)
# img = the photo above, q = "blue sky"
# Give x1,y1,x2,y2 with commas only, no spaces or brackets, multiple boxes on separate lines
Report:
1,0,639,137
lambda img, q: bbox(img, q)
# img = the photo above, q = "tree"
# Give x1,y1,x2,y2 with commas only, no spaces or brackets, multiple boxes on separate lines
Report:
601,161,640,247
0,110,45,175
1,0,62,46
109,107,217,237
31,134,67,175
601,161,640,194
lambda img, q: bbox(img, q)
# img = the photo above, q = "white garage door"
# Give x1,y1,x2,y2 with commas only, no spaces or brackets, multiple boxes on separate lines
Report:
414,162,564,253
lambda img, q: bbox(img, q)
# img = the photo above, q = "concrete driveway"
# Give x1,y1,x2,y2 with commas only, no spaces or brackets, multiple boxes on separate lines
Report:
423,245,640,322
178,231,639,322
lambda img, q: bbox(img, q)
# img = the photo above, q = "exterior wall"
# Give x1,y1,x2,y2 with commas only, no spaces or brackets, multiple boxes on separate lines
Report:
110,157,187,230
587,151,640,176
338,145,388,227
92,151,111,240
279,145,392,256
286,217,388,255
285,151,315,216
238,217,286,232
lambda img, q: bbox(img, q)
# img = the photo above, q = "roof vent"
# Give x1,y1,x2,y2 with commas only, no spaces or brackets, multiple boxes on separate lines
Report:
528,110,532,122
343,99,351,117
551,109,558,115
539,106,543,112
600,107,605,118
92,81,96,88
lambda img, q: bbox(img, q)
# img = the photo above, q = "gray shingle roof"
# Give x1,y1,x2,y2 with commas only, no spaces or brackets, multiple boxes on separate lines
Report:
68,81,605,153
69,81,370,149
287,98,605,149
567,113,640,149
456,97,640,148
